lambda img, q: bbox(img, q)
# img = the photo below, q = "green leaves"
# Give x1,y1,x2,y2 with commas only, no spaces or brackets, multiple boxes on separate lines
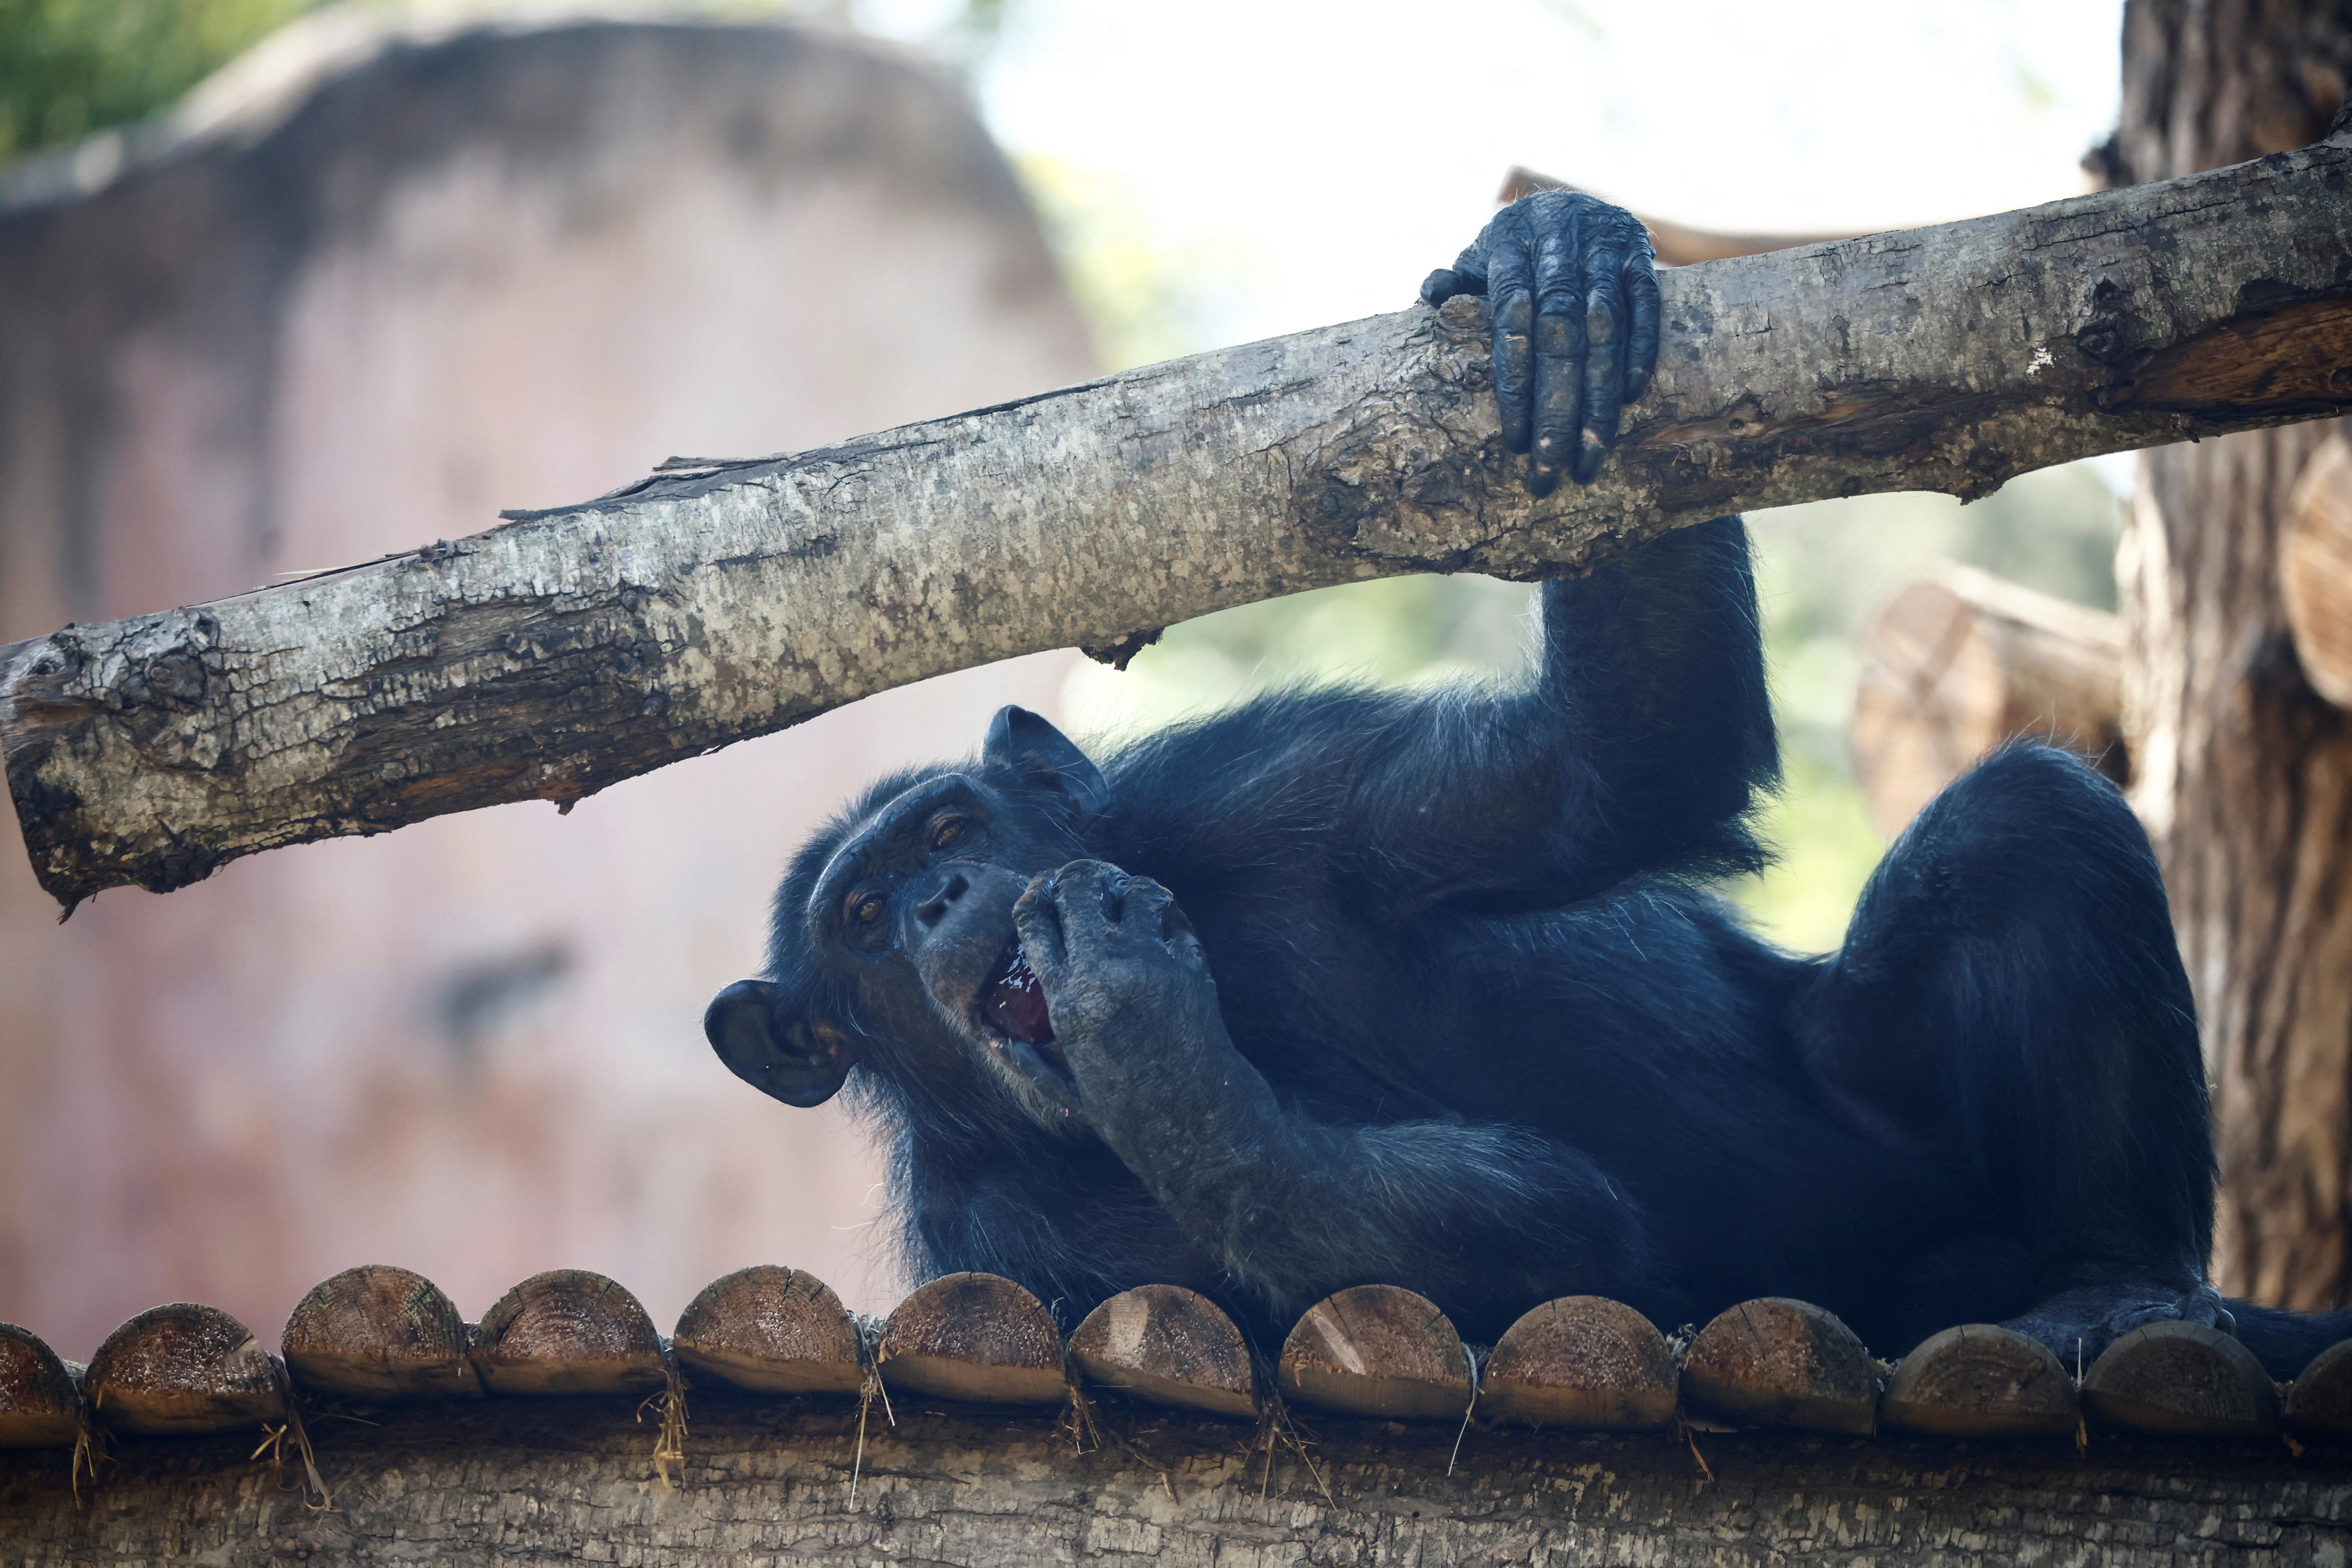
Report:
0,0,313,162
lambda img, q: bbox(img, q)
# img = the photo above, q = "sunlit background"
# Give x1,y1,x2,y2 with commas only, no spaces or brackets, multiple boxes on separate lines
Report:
0,0,2130,1351
925,0,2134,951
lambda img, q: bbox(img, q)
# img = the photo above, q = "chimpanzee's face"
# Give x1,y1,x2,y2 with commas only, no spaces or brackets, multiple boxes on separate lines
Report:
804,771,1084,1127
704,706,1104,1133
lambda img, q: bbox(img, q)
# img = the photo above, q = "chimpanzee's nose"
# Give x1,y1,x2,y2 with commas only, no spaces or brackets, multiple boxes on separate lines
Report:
914,873,969,929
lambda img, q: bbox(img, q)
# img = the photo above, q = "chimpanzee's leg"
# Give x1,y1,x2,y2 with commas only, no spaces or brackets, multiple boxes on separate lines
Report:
1791,743,2217,1363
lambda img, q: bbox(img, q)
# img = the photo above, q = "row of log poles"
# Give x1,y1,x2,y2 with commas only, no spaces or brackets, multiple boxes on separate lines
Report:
9,1264,2352,1485
1848,433,2352,843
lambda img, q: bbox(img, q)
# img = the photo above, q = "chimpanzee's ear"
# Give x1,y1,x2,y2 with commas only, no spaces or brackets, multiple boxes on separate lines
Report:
983,705,1107,819
703,980,859,1108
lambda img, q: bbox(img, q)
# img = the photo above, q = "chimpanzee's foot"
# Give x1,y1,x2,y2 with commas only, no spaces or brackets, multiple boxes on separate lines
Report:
2001,1283,2231,1375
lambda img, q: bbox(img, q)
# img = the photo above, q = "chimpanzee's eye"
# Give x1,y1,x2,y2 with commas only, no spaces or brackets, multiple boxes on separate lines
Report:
930,816,968,851
845,891,885,926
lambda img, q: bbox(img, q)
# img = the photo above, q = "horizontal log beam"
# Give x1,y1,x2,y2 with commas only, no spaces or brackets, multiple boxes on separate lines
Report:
6,138,2351,907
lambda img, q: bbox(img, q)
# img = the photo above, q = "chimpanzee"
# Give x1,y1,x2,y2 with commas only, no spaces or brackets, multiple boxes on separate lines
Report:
706,192,2351,1377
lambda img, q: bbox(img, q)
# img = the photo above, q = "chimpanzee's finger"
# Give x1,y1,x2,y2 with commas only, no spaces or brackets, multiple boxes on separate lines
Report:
1420,265,1489,307
1529,215,1588,498
1570,270,1623,487
1623,249,1662,402
1012,873,1068,976
1484,221,1537,456
1161,896,1199,946
1116,876,1182,946
1422,238,1491,307
1055,860,1126,946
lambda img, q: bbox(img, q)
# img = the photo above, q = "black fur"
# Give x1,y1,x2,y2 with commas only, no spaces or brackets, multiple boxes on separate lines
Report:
706,194,2352,1378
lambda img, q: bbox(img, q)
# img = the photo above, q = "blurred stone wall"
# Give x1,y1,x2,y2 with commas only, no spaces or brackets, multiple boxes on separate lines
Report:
0,10,1098,1358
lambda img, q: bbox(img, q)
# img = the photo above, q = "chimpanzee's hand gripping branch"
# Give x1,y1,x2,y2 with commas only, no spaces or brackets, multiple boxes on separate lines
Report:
1419,191,1663,493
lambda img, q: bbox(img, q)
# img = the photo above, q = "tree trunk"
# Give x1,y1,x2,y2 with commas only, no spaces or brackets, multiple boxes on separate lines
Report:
2107,0,2352,1313
3,151,2349,910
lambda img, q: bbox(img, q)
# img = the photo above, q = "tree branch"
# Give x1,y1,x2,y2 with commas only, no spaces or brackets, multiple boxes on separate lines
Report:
6,139,2351,908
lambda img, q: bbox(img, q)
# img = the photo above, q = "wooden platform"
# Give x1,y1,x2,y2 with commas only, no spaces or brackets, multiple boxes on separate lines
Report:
7,1266,2350,1564
4,1394,2347,1566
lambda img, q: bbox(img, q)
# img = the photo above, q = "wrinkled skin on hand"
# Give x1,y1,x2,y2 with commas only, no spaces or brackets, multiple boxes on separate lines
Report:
1011,861,1270,1184
1420,191,1663,495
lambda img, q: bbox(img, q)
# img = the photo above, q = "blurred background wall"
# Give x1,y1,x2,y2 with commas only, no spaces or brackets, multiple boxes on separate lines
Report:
0,3,1098,1358
0,0,2144,1358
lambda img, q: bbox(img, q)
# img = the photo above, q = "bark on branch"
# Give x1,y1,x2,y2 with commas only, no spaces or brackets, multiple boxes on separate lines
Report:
6,140,2352,907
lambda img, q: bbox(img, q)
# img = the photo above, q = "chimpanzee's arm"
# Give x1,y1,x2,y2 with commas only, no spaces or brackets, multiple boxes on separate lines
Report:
1102,196,1764,918
1343,516,1778,918
1333,193,1772,916
1016,862,1651,1332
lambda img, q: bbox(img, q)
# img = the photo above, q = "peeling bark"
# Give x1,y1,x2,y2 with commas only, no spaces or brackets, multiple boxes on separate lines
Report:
6,142,2352,907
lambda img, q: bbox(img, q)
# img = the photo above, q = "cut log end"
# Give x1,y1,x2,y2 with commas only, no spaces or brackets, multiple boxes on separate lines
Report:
85,1304,285,1435
2082,1321,2281,1437
672,1266,864,1396
281,1264,480,1401
471,1270,667,1398
1681,1298,1879,1435
1277,1284,1472,1422
1070,1284,1256,1419
1851,566,2127,839
0,1323,82,1449
1478,1296,1676,1430
877,1273,1066,1406
1881,1324,2079,1438
2284,1337,2352,1437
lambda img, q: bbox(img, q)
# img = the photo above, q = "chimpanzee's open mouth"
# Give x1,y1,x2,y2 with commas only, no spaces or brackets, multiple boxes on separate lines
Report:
978,939,1067,1074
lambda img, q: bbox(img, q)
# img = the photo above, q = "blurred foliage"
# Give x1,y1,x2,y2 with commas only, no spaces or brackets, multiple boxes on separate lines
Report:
1024,147,2128,959
1729,464,2123,949
1018,90,2126,957
1063,573,1542,739
1064,466,2124,956
1015,152,1255,373
927,0,1007,70
0,0,316,162
0,0,1017,165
